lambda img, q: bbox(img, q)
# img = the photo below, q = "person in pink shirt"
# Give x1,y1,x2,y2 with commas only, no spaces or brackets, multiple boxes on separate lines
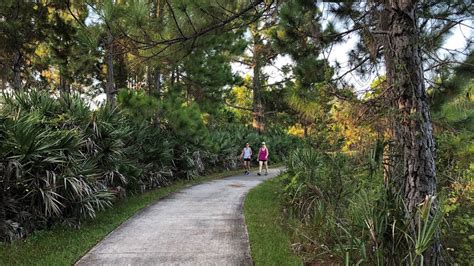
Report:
257,142,269,176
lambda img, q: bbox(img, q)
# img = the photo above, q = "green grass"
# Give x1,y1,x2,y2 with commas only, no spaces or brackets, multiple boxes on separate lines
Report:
244,175,302,266
0,169,247,266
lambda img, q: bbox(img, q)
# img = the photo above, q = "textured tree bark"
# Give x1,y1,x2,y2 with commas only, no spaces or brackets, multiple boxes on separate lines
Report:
147,0,164,97
59,70,70,95
0,76,5,91
9,3,22,91
154,67,161,96
114,51,128,91
380,0,439,263
151,0,164,19
152,66,162,126
251,28,265,133
147,66,161,97
155,0,165,125
12,50,22,90
105,31,116,106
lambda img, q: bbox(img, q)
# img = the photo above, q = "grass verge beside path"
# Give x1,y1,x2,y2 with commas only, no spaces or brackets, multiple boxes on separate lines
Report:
244,175,302,266
0,169,247,266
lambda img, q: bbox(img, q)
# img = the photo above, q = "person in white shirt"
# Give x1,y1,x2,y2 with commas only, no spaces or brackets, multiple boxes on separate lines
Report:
240,143,253,175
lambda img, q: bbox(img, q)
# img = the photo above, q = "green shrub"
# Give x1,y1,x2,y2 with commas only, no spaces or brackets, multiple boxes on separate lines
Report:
0,90,303,242
0,91,170,241
284,148,352,220
281,145,446,265
0,92,114,241
436,131,474,264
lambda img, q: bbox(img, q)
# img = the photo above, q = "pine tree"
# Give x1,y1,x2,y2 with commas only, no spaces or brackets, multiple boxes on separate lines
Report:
88,0,126,105
44,2,85,94
329,1,472,262
234,3,279,133
146,0,165,97
0,1,49,90
272,0,334,137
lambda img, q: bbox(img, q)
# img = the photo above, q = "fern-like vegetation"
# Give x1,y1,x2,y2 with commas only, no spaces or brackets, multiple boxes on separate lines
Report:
0,90,301,242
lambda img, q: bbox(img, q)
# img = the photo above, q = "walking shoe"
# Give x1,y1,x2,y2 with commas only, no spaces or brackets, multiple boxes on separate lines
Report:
257,172,261,176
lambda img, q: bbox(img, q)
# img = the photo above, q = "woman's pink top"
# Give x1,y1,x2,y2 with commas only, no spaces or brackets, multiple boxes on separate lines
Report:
259,147,268,161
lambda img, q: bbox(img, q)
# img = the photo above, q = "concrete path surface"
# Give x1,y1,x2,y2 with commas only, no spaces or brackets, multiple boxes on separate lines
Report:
76,168,282,266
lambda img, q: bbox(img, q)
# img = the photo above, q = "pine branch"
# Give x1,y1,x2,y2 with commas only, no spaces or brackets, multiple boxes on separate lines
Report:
224,102,253,111
331,56,371,82
165,0,185,38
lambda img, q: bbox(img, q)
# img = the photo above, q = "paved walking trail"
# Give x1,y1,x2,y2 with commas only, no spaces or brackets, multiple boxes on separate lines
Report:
76,168,282,265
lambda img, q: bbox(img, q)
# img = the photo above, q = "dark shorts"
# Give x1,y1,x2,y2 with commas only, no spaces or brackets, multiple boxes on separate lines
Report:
244,158,251,162
259,160,267,162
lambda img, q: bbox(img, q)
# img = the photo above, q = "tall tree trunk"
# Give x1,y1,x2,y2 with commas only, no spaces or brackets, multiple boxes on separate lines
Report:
381,0,439,263
170,68,175,87
9,2,22,91
105,30,116,106
114,51,128,91
147,66,160,96
59,69,70,95
12,50,22,90
251,29,265,133
149,0,165,125
154,67,161,96
147,67,151,94
0,78,5,91
150,0,164,18
147,0,164,97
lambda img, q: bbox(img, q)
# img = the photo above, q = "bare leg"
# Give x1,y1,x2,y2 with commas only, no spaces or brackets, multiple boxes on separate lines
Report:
259,161,263,174
264,161,268,174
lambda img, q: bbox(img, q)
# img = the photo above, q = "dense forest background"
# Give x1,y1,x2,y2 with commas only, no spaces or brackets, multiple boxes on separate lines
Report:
0,0,472,264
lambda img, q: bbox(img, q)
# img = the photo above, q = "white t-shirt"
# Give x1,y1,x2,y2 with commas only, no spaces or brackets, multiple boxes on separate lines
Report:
243,147,252,159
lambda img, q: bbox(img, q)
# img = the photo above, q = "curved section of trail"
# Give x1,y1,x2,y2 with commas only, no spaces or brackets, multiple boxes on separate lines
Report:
76,168,282,265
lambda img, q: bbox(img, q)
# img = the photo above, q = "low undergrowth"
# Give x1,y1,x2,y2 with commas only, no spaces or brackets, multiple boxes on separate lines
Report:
0,90,302,242
0,169,245,265
280,144,472,264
